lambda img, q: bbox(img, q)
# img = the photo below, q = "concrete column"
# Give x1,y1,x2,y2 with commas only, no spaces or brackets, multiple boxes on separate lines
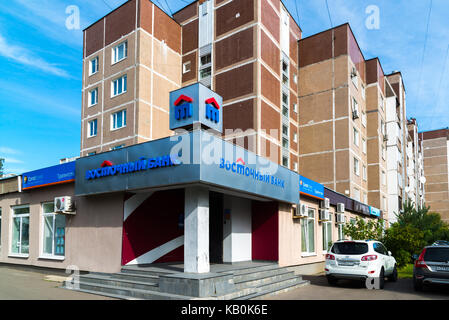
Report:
184,186,210,273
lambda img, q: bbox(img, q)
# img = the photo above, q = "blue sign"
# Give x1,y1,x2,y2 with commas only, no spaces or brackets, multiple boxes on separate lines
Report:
169,83,223,133
22,162,75,190
299,175,324,200
370,206,381,217
85,154,180,180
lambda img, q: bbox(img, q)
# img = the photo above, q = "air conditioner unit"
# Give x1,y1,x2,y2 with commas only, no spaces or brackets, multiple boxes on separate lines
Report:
337,203,345,213
299,203,309,218
320,197,330,209
54,196,76,215
336,213,345,224
319,209,330,222
352,109,359,120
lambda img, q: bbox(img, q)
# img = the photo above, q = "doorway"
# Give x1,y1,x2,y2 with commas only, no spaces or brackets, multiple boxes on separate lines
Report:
209,191,224,263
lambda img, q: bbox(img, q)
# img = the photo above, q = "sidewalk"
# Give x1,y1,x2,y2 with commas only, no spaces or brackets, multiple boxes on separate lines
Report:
0,266,114,300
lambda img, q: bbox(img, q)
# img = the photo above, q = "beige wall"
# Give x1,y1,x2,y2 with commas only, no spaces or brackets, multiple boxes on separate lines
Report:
0,184,124,273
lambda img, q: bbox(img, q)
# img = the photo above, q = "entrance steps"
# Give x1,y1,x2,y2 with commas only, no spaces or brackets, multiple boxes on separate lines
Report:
63,263,309,300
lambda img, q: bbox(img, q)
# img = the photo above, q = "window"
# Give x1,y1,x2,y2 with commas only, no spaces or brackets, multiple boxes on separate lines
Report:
282,59,289,86
293,103,298,113
382,170,386,185
293,74,298,84
363,192,368,204
200,67,211,79
301,208,315,254
282,124,288,136
361,84,366,100
383,196,387,211
11,205,30,255
282,137,289,148
111,75,127,97
293,162,298,171
112,41,128,64
87,151,97,156
353,127,359,146
89,56,99,75
111,144,125,151
362,138,367,154
88,119,98,137
182,61,191,74
361,111,367,127
322,214,332,252
363,165,367,181
353,157,360,176
353,188,360,201
111,109,127,130
282,92,288,105
337,224,344,241
293,132,298,143
89,88,98,107
42,202,65,257
351,72,358,88
282,155,289,167
200,54,211,66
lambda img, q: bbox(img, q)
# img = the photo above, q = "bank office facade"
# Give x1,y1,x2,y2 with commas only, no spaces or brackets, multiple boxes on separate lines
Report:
0,84,381,274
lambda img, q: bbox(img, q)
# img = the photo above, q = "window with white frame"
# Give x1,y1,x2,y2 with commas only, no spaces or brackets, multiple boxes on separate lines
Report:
337,223,344,241
89,56,99,76
322,213,332,252
293,162,298,172
11,205,30,255
361,84,366,100
293,132,298,143
182,61,191,74
353,127,359,146
282,59,289,86
42,202,65,257
353,188,360,201
111,144,125,151
111,75,127,97
282,155,289,167
301,208,315,254
362,111,367,127
363,164,367,181
88,119,98,137
112,41,128,64
382,170,387,185
362,138,367,154
293,103,298,113
111,109,127,130
363,192,368,204
89,88,98,107
353,157,360,176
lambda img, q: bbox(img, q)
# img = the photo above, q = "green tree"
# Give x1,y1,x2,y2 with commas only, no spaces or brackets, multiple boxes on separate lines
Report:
383,224,424,268
342,217,384,241
396,200,449,245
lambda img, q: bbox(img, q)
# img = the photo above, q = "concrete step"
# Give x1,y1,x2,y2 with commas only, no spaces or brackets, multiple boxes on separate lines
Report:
74,281,193,300
234,278,310,300
111,272,160,283
234,267,292,283
120,267,176,277
226,264,281,276
234,271,297,290
79,274,159,291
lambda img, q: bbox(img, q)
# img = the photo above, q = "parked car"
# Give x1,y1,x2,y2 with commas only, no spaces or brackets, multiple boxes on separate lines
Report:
325,240,397,289
413,245,449,291
432,240,449,246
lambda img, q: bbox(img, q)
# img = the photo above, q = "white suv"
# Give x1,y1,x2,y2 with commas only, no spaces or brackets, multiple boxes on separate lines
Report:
325,240,397,289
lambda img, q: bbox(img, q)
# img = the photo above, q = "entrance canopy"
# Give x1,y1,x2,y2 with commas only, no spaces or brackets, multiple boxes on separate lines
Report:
75,129,299,204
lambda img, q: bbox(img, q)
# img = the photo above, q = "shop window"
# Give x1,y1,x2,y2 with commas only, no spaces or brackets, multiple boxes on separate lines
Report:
322,214,332,252
42,202,66,258
11,205,30,256
301,208,315,254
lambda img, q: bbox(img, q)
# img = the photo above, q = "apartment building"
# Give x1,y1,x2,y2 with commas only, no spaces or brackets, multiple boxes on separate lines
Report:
81,0,182,156
385,72,406,221
419,128,449,223
298,24,369,206
173,0,301,170
365,58,389,216
407,118,425,208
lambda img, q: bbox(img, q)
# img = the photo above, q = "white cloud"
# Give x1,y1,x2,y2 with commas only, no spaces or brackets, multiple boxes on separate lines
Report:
4,158,24,164
0,147,21,155
0,33,70,78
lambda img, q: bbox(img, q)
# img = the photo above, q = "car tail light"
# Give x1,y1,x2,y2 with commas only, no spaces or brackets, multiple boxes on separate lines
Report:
325,254,335,260
414,249,428,269
361,255,378,261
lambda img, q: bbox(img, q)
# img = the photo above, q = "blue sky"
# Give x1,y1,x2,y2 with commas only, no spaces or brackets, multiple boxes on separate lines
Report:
0,0,448,175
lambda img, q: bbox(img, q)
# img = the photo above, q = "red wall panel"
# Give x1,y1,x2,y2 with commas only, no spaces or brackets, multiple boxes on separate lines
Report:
251,201,279,261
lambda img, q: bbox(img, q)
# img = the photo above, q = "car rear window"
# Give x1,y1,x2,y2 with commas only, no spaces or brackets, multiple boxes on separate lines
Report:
331,242,369,255
424,248,449,262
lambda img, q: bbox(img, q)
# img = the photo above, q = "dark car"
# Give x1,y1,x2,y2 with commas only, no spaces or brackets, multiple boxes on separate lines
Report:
432,240,449,246
413,245,449,291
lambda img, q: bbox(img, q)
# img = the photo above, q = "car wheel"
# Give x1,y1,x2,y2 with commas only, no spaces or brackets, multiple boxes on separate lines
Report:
413,277,424,292
327,275,338,286
388,265,398,282
379,268,385,289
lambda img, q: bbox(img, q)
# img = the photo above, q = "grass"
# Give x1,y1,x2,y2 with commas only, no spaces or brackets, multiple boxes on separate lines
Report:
398,264,414,279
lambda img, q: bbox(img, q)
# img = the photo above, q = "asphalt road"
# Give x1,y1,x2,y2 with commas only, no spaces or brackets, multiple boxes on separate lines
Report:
0,266,114,300
263,274,449,300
